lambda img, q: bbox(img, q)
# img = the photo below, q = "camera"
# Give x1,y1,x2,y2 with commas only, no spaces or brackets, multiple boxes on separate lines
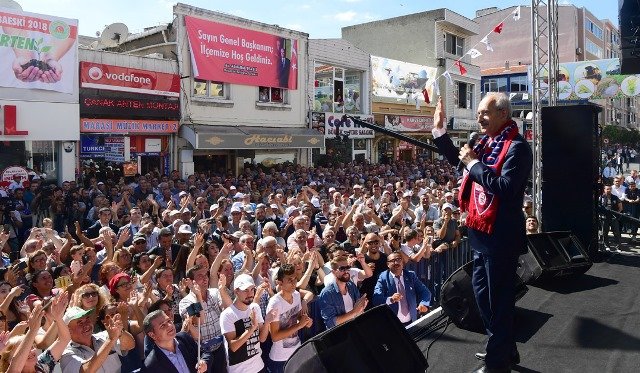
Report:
186,302,203,316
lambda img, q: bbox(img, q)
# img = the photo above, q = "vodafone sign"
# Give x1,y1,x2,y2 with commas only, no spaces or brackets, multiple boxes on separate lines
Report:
80,62,180,97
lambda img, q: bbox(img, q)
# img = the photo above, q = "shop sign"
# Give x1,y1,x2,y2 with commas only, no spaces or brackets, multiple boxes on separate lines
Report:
184,16,298,89
1,166,28,183
104,137,125,162
451,118,478,131
80,118,179,134
324,113,374,139
0,101,78,141
80,95,179,118
196,131,324,150
80,62,180,97
80,135,104,158
0,8,78,94
0,105,28,135
384,115,434,132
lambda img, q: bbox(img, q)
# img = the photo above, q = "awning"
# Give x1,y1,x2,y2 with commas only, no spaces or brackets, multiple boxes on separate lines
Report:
180,125,325,150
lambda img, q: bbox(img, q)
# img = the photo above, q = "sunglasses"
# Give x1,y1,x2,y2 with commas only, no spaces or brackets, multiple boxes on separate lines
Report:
81,291,99,299
337,265,351,272
388,257,402,263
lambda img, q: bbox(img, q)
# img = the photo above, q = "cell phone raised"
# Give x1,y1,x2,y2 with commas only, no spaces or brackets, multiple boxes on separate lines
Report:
14,260,27,271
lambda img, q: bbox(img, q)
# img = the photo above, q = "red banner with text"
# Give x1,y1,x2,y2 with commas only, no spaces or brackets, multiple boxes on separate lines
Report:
80,62,180,97
185,16,297,90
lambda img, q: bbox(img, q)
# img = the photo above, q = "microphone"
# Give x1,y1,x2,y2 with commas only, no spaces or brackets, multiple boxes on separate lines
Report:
458,132,479,171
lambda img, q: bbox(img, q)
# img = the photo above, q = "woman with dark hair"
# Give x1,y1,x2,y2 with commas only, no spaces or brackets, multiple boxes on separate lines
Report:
0,281,27,329
25,270,55,306
27,250,48,274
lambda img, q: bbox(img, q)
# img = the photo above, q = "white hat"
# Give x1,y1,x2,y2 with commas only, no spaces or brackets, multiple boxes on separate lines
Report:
169,209,181,216
230,206,242,213
269,204,278,209
353,184,362,189
328,187,336,193
178,191,188,197
63,306,94,324
177,224,192,234
442,203,455,211
285,206,300,216
309,181,317,186
210,204,219,211
230,185,237,190
233,192,244,199
445,192,454,198
233,274,255,290
402,191,413,198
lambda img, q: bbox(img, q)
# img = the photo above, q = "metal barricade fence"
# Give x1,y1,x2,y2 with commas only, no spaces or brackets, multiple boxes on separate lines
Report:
409,238,473,306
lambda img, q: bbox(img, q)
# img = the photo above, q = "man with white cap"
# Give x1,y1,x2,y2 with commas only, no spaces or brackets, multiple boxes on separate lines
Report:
220,274,270,373
60,307,135,373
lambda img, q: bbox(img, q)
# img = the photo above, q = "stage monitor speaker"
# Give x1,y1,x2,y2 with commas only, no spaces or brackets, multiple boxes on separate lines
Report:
620,0,640,74
541,104,601,259
285,305,428,373
517,231,593,284
440,261,528,334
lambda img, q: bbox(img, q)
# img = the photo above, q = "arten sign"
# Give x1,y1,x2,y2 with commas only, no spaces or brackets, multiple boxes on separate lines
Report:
0,8,77,94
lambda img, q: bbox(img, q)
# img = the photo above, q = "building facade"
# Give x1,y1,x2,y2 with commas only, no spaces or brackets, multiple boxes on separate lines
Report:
341,8,481,161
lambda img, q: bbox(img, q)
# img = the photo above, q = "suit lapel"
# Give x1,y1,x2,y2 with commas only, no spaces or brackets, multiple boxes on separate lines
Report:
153,344,180,373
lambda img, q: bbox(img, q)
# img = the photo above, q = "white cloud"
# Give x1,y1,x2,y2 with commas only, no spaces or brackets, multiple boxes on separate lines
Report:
334,11,357,21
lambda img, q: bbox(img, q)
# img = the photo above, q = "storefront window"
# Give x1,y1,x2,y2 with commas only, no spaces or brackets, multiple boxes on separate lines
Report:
0,141,58,181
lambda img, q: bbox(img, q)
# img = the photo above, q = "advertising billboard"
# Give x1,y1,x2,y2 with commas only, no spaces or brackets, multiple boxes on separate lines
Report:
80,62,180,97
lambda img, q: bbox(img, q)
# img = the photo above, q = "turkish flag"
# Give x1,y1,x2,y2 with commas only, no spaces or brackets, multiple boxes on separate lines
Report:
493,22,504,34
455,61,467,75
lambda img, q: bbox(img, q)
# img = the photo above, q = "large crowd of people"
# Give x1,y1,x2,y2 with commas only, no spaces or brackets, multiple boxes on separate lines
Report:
0,156,476,373
0,137,635,372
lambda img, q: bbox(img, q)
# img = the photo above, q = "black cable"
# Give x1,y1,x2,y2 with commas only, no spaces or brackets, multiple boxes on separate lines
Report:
425,319,452,371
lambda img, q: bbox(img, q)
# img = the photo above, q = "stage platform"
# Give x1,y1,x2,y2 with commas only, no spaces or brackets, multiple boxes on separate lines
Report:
415,252,640,372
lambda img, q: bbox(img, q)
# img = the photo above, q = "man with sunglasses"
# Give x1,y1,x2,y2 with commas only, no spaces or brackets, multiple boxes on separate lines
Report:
319,256,368,329
372,252,431,326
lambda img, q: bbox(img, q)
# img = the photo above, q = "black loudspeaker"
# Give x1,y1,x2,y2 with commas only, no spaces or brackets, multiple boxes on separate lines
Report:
517,231,593,284
541,104,601,259
285,305,428,373
440,261,528,334
620,0,640,74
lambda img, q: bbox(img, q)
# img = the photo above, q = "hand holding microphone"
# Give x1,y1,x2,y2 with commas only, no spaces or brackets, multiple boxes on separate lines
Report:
458,132,479,171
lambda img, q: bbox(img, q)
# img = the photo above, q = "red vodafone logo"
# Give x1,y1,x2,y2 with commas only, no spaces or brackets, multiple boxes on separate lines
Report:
88,66,103,80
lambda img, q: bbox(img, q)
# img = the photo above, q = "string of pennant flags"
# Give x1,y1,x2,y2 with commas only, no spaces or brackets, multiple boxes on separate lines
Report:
411,6,522,108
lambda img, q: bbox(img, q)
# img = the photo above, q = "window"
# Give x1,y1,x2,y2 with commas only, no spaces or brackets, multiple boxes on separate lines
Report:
454,82,474,109
585,40,603,58
585,19,603,40
193,79,227,98
314,62,363,113
482,77,508,93
445,33,465,56
510,76,528,92
258,86,286,103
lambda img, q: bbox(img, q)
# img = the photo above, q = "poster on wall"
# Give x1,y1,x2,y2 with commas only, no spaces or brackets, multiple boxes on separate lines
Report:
528,58,640,100
185,16,298,89
0,7,78,93
384,115,434,132
104,137,125,163
371,55,438,106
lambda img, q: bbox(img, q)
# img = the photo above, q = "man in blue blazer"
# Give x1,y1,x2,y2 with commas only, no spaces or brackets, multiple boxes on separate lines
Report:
319,256,368,329
142,310,207,373
373,251,431,326
432,94,532,373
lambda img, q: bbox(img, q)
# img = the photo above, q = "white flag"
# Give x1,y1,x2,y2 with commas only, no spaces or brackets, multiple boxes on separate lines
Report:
443,71,454,86
513,6,521,21
468,48,483,59
433,80,440,96
480,36,494,52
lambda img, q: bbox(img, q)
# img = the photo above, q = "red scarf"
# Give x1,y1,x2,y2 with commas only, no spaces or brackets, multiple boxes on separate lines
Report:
459,120,519,234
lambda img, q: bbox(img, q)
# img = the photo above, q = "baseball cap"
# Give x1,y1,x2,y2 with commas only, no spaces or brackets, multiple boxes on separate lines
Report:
445,192,454,198
230,206,242,213
233,192,244,199
328,187,336,193
442,202,455,211
178,191,188,197
233,274,255,290
210,204,219,211
285,206,299,216
63,307,94,324
178,224,192,234
132,233,146,243
230,185,237,190
169,209,181,217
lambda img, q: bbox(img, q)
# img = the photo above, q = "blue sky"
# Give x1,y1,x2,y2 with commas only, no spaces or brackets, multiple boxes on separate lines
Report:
11,0,618,37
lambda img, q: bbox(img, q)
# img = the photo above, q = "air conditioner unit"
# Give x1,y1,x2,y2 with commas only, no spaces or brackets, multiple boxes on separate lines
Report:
576,47,583,55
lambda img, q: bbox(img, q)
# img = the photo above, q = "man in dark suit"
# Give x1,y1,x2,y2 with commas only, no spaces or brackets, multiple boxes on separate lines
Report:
373,251,431,326
147,227,182,263
277,41,290,89
142,310,207,373
432,93,532,373
85,207,119,239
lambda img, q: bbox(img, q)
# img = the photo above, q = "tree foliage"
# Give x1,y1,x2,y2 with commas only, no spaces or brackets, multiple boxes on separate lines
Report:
601,125,640,146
